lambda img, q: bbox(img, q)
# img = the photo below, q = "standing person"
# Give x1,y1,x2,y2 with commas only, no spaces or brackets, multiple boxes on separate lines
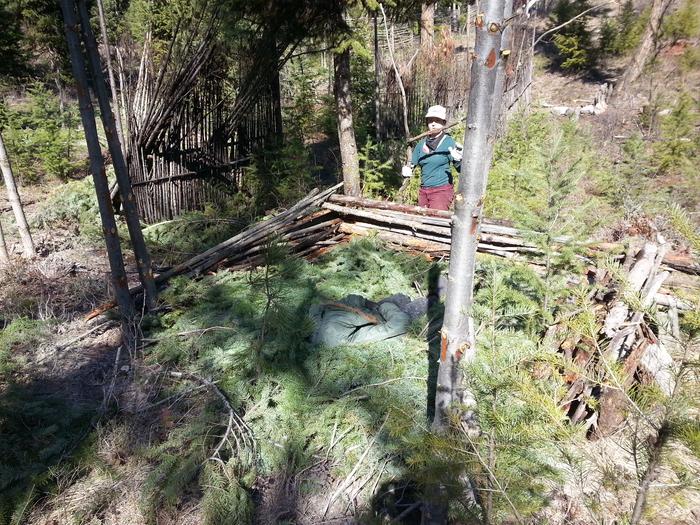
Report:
402,105,462,211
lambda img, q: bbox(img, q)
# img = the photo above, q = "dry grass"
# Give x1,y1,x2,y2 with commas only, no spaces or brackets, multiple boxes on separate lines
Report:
0,256,107,321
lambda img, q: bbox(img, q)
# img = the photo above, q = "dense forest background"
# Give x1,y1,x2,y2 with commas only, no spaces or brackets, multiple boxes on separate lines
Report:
0,1,699,524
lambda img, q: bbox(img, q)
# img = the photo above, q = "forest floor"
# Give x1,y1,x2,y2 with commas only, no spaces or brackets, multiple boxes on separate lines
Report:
2,13,700,525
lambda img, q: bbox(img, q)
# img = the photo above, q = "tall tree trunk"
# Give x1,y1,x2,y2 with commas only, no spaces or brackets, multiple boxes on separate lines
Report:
421,2,436,49
433,0,509,431
615,0,673,95
0,218,9,265
0,130,35,258
374,12,382,141
95,0,126,154
60,0,135,331
77,0,157,310
334,47,361,196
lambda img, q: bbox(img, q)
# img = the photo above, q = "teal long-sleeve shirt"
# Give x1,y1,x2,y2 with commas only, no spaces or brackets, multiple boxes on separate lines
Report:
411,133,461,188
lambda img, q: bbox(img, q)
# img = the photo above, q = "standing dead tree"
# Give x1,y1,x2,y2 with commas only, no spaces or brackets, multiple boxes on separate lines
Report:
0,130,35,258
76,0,157,309
60,0,135,335
434,0,510,432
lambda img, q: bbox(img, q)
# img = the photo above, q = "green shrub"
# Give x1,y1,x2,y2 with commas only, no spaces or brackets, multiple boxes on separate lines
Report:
359,136,395,198
0,317,49,376
549,0,597,71
243,140,315,211
599,1,647,56
662,0,700,43
680,46,700,72
0,84,79,183
655,92,698,176
31,177,104,239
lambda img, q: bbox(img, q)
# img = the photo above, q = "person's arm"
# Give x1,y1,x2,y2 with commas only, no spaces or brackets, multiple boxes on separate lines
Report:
411,141,422,167
402,142,421,178
447,136,462,168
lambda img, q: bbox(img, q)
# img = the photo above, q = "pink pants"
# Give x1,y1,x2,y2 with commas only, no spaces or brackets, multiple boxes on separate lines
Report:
418,184,453,211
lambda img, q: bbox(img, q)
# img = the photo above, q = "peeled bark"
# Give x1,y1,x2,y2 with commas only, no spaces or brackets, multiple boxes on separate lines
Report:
421,2,436,48
334,47,361,197
0,130,35,258
615,0,673,95
60,0,134,326
77,0,158,310
434,0,509,431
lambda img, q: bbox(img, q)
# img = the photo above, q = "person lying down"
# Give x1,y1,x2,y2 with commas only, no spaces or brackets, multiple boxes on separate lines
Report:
309,294,429,348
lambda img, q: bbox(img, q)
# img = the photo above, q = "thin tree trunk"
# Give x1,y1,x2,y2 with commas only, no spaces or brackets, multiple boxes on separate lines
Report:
380,3,409,139
77,0,157,310
59,0,135,330
421,2,436,49
0,130,35,258
334,47,361,196
95,0,126,152
116,47,129,154
0,218,9,264
434,0,509,431
491,0,514,137
270,68,283,142
451,2,458,33
374,12,382,141
630,423,670,525
615,0,673,95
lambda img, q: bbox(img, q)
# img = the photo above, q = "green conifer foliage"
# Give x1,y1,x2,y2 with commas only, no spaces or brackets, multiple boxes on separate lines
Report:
549,0,597,71
0,84,78,182
599,0,648,56
662,0,700,43
359,137,395,198
489,114,604,324
655,92,698,176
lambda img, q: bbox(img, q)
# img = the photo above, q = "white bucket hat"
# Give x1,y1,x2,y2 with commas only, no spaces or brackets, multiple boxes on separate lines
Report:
425,105,447,121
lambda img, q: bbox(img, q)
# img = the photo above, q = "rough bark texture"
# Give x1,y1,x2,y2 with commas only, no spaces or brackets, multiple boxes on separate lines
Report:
0,130,35,257
615,0,673,95
334,47,361,197
421,2,436,48
77,0,158,309
434,0,509,432
60,0,134,325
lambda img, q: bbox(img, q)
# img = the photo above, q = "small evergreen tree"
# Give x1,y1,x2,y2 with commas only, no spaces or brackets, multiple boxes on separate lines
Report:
600,0,647,56
549,0,597,71
661,0,700,44
655,92,698,176
358,136,394,198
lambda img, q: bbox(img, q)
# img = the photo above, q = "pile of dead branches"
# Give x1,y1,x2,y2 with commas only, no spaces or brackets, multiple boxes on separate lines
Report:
155,184,344,281
553,239,683,436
